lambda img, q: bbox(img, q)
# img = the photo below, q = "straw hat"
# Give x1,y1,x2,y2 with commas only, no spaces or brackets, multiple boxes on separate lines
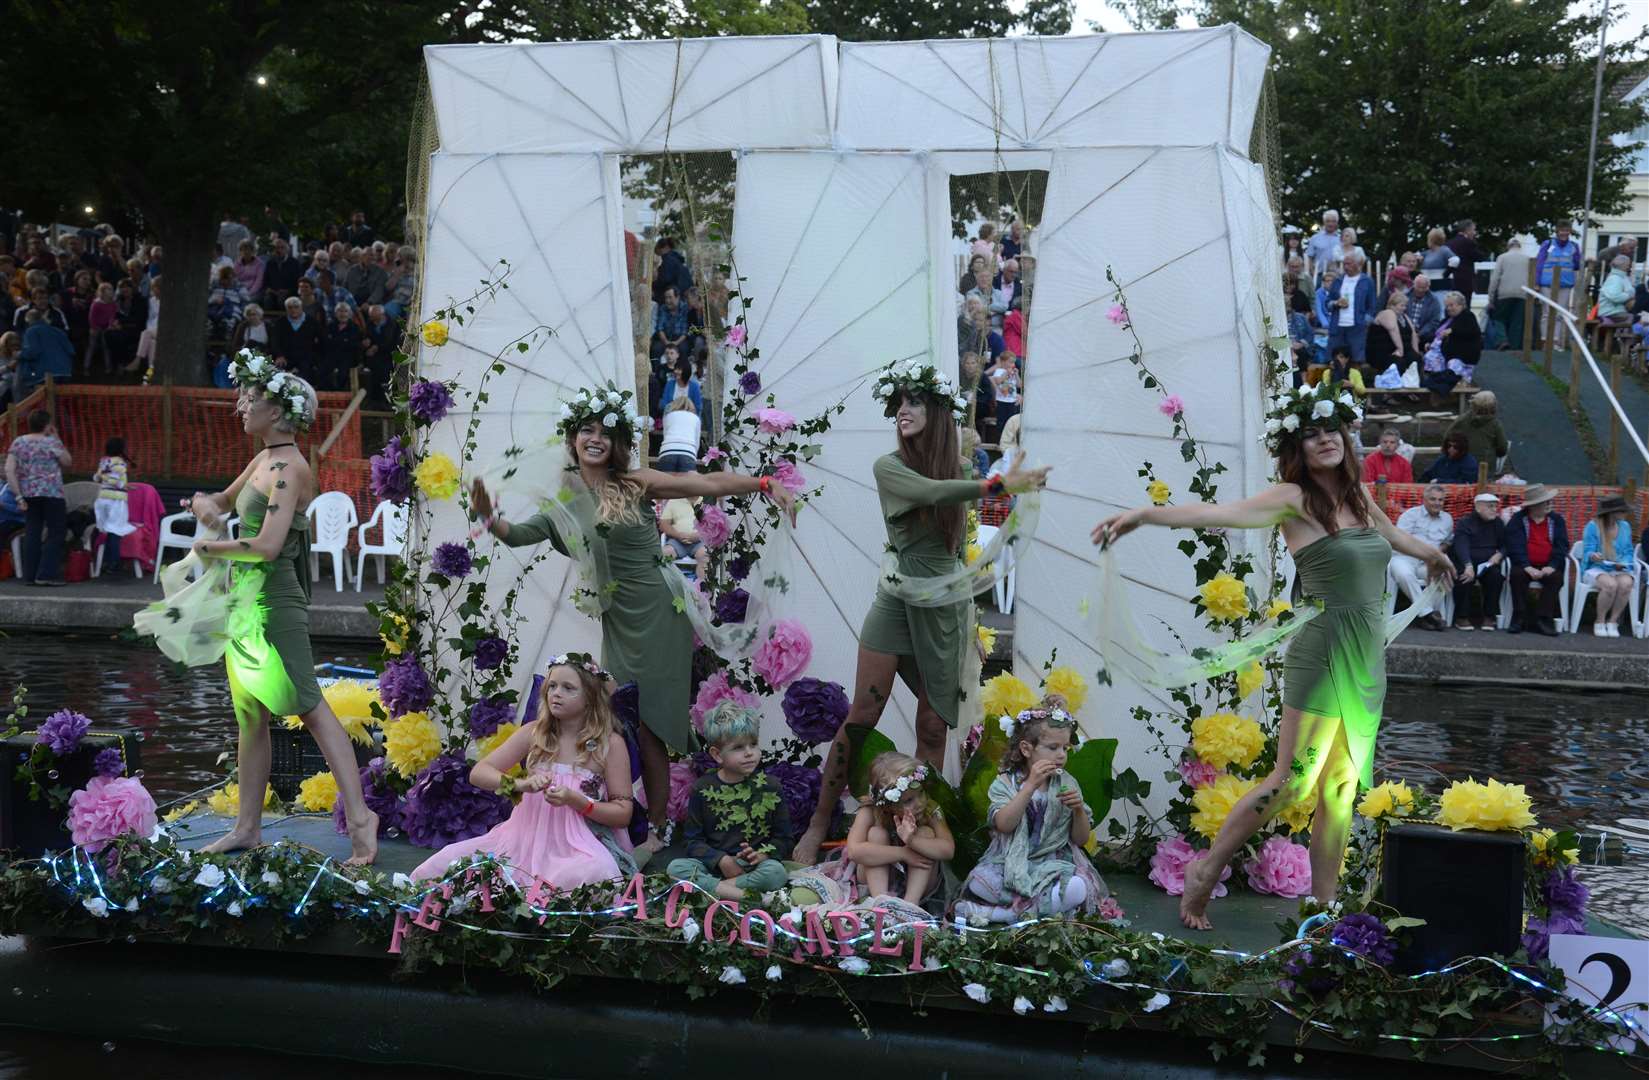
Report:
1521,484,1557,508
1596,494,1630,518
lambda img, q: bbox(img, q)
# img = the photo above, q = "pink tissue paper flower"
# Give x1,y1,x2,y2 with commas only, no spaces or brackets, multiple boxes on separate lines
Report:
697,504,731,548
690,671,762,732
753,619,812,689
1106,303,1129,326
726,324,747,348
1158,394,1184,417
701,447,725,464
67,775,158,853
1177,757,1219,789
772,460,807,495
1245,835,1313,898
667,761,697,822
755,407,797,435
1147,834,1232,898
1096,896,1125,921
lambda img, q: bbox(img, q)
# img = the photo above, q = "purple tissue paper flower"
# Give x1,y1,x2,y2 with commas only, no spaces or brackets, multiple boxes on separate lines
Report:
93,747,124,778
763,762,822,835
400,752,510,848
739,371,762,396
369,436,415,504
431,542,473,580
408,379,455,425
713,588,749,624
333,756,404,837
691,750,719,776
1544,867,1590,921
1329,913,1396,967
473,635,508,671
379,656,435,718
727,554,753,582
36,709,92,757
781,677,850,745
468,695,515,739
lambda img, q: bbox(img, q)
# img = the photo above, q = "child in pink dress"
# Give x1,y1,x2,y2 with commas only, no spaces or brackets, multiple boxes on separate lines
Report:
411,653,637,888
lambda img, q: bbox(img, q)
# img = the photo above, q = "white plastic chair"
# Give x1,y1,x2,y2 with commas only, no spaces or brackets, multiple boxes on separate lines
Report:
354,501,407,591
1567,551,1644,634
9,535,21,580
1638,559,1649,639
152,512,238,582
1389,560,1454,627
90,532,142,578
977,523,1016,613
1496,562,1568,632
307,491,357,592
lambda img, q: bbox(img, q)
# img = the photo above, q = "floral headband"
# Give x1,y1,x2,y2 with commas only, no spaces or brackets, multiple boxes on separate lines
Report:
557,383,644,443
872,359,968,423
1263,380,1362,453
231,349,313,432
546,652,612,682
875,763,930,806
998,706,1075,741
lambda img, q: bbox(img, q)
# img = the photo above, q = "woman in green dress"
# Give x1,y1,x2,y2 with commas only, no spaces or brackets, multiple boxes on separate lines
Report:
470,386,795,853
793,360,1047,864
183,357,380,864
1094,383,1453,929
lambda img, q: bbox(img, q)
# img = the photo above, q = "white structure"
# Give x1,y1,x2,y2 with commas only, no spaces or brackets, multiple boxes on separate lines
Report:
417,31,1282,817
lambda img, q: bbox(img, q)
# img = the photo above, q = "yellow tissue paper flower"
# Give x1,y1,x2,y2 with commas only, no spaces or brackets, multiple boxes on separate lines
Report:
1042,666,1089,714
421,320,449,347
977,623,998,655
1236,661,1265,700
1529,828,1579,869
284,680,380,745
1199,573,1249,622
207,781,277,817
381,611,410,657
475,723,520,762
1146,479,1171,505
1436,777,1536,832
966,542,983,565
163,800,201,823
1357,780,1416,821
414,452,461,501
295,771,340,813
1190,774,1256,841
980,673,1037,721
1191,711,1265,770
1276,787,1318,834
384,711,443,778
1265,598,1293,620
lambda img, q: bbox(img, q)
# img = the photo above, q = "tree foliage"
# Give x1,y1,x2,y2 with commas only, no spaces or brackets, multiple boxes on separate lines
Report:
806,0,1073,40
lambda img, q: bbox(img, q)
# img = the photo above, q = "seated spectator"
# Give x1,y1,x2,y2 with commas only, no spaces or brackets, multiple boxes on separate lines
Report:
320,302,363,391
270,295,323,379
1283,268,1312,317
344,247,388,307
683,286,710,371
1442,390,1509,468
1597,255,1634,328
96,235,127,285
656,395,701,474
1367,291,1421,375
295,278,324,323
304,249,332,285
993,259,1022,322
233,239,264,299
1503,484,1567,636
958,294,986,357
0,331,20,409
1422,291,1481,395
1451,492,1507,630
207,264,250,340
987,351,1021,433
17,309,74,395
1361,426,1413,483
362,304,399,401
958,255,987,298
1307,344,1366,395
1392,483,1454,629
657,496,708,579
961,351,990,434
384,248,415,320
1407,273,1443,341
1286,304,1313,384
1579,494,1637,637
1376,265,1412,310
965,265,1005,331
659,353,702,415
1399,251,1421,276
651,286,691,362
987,414,1023,481
230,303,271,358
2,409,71,586
343,210,376,248
209,244,233,281
262,236,302,310
107,279,146,371
1000,220,1024,262
12,285,67,333
1002,306,1026,362
651,237,693,305
1421,431,1478,484
959,425,990,479
314,268,359,320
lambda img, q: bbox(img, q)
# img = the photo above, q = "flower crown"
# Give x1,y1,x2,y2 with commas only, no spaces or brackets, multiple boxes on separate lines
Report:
1263,380,1362,453
872,359,968,423
546,652,612,682
231,349,313,432
875,763,930,806
998,706,1075,741
556,384,644,443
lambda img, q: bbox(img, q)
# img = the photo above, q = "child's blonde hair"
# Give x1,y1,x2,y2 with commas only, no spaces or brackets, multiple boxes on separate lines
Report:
998,693,1078,776
865,751,934,833
527,661,618,771
667,394,697,414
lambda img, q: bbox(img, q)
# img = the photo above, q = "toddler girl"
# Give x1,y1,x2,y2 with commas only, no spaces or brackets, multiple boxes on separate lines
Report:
92,437,137,577
411,653,637,888
955,699,1108,923
87,282,116,374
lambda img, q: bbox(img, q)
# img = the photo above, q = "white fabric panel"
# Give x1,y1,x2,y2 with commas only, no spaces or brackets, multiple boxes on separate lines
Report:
730,150,936,750
1013,145,1271,821
836,29,1269,153
1229,32,1270,151
426,37,837,154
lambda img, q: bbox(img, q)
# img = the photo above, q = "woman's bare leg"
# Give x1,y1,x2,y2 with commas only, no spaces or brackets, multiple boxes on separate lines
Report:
636,724,670,853
1308,725,1358,904
793,645,900,864
203,672,270,854
299,698,378,865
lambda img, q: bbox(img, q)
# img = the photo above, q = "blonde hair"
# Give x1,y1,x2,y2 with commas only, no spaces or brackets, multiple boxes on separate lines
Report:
865,751,934,833
0,331,18,357
1426,227,1445,248
527,663,618,772
271,374,319,434
667,395,697,415
1000,413,1022,451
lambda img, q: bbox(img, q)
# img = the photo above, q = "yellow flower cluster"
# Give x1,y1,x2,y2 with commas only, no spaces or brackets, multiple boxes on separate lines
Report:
284,680,380,745
1190,774,1256,840
1529,828,1579,869
1191,711,1264,770
1357,780,1415,821
976,623,998,656
474,723,524,779
163,800,201,823
385,711,443,778
421,320,449,347
1199,573,1249,622
295,770,340,813
206,781,277,817
980,673,1037,720
381,611,410,657
1236,661,1265,700
1264,598,1292,620
1436,777,1536,832
966,542,984,565
1275,787,1318,834
1042,666,1089,714
1146,479,1171,506
414,452,461,501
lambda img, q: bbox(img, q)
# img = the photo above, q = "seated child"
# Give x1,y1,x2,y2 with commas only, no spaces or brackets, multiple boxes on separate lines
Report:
410,653,637,888
666,701,792,899
954,698,1108,923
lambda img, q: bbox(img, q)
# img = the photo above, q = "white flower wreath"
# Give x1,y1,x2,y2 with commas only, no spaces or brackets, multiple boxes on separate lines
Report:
231,348,314,431
874,762,931,805
556,383,645,442
998,705,1076,740
1262,379,1362,453
871,358,968,423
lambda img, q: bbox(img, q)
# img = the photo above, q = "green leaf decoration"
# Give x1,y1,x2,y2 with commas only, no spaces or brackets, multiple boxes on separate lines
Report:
959,720,1009,826
1063,737,1117,826
845,726,896,798
919,771,985,878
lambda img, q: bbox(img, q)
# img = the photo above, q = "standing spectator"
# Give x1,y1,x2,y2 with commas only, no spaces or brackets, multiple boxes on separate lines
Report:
966,264,1004,330
96,236,127,285
1595,236,1638,274
1312,266,1338,328
1361,427,1413,484
17,310,73,395
144,245,163,281
127,257,151,299
344,248,387,306
651,238,693,305
1282,230,1303,268
1326,252,1375,362
1337,227,1367,266
1421,431,1478,484
133,276,162,374
1445,220,1485,306
1451,492,1507,631
1304,209,1341,280
86,281,116,374
13,285,67,332
650,286,690,362
233,239,264,299
1366,291,1420,375
1002,305,1026,362
218,214,252,260
1407,272,1444,341
262,236,302,310
1503,484,1568,636
20,236,53,272
0,331,20,408
999,220,1024,262
1486,237,1530,349
970,223,998,261
987,351,1021,432
313,269,358,320
656,395,702,474
1376,265,1412,311
1392,483,1454,630
271,295,323,379
3,409,70,586
1579,494,1637,637
658,352,703,414
383,248,416,320
319,302,363,391
1597,255,1635,327
1286,303,1314,383
683,286,710,370
229,303,271,358
92,436,136,578
61,269,96,358
361,304,399,400
342,210,376,248
1283,269,1312,317
63,234,97,275
959,426,990,479
107,279,146,372
1534,223,1581,348
993,259,1023,318
1419,227,1455,282
1399,251,1421,276
207,264,249,340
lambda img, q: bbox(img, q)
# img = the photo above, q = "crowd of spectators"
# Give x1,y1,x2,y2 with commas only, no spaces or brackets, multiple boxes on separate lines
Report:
956,220,1030,445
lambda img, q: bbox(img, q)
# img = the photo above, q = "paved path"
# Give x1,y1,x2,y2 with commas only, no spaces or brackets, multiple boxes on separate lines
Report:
1472,350,1593,484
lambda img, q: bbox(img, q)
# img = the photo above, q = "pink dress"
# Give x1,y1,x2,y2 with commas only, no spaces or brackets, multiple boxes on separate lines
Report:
410,762,633,888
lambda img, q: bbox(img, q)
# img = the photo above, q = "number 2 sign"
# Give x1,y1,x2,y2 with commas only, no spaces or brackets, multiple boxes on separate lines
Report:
1546,934,1648,1052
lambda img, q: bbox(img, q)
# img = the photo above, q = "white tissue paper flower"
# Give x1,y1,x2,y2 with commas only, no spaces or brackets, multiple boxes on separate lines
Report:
226,901,244,918
354,879,371,895
151,876,172,894
765,964,784,982
1013,995,1033,1015
193,864,226,889
1281,414,1301,433
82,897,109,918
260,871,281,887
719,965,747,985
963,982,991,1004
124,897,139,912
1044,996,1068,1013
1264,418,1283,436
1101,958,1131,979
391,872,413,889
838,957,869,975
602,412,619,429
1142,991,1171,1013
681,920,700,943
1311,399,1336,420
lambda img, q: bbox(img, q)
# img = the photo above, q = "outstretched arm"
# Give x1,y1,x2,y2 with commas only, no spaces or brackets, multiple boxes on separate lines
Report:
1363,490,1455,583
636,466,798,524
1092,483,1299,546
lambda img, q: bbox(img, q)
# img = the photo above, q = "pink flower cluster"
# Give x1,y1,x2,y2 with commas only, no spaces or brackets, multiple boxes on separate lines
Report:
697,504,731,548
753,619,812,689
1106,303,1129,326
1177,757,1219,789
666,761,697,822
1147,834,1231,898
690,671,762,733
771,460,806,495
67,775,158,853
755,407,796,435
1158,394,1184,418
1096,896,1125,921
726,324,747,348
1245,835,1313,898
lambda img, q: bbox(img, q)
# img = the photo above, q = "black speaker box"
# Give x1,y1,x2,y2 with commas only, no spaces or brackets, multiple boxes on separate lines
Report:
1381,820,1524,973
0,730,142,856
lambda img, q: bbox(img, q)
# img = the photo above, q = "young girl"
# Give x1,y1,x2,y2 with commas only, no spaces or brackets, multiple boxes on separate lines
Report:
955,700,1107,923
792,751,955,910
93,437,137,577
87,282,116,374
410,654,638,888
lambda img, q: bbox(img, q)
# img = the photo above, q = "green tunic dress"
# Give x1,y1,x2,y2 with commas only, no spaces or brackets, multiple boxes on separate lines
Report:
1281,527,1392,789
504,508,695,753
226,485,322,717
858,453,982,728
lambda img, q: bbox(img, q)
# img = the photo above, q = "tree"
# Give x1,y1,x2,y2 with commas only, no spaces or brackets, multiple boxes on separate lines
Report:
1108,0,1649,256
806,0,1073,40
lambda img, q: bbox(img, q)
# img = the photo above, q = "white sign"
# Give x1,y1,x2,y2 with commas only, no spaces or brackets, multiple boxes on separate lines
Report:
1547,934,1649,1053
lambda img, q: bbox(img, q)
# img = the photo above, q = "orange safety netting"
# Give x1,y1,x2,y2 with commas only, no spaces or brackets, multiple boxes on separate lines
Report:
1370,482,1647,531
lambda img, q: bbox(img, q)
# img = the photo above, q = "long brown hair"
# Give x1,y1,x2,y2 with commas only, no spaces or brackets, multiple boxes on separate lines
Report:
1276,427,1368,536
527,663,617,772
896,391,964,552
564,424,645,526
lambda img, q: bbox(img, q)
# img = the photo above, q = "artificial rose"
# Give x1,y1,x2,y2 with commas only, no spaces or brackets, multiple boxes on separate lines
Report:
1146,834,1231,898
771,460,806,495
1176,757,1219,790
667,762,697,822
753,619,812,689
696,504,731,548
1198,573,1249,622
755,407,796,435
1245,835,1312,897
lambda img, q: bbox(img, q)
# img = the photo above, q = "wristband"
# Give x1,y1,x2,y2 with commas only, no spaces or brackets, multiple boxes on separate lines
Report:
758,475,771,496
580,798,597,818
984,475,1006,497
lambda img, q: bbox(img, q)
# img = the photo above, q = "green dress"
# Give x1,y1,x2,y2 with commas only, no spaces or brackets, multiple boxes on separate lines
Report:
226,485,322,717
504,509,695,753
859,453,982,728
1281,527,1392,788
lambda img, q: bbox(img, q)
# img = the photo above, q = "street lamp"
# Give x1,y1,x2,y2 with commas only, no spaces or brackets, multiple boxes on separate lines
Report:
1286,25,1300,39
255,75,268,87
83,205,95,215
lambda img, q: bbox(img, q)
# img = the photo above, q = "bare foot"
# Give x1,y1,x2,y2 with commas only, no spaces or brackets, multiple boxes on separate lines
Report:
344,810,379,866
792,822,827,866
1179,856,1219,931
638,830,667,856
201,827,261,855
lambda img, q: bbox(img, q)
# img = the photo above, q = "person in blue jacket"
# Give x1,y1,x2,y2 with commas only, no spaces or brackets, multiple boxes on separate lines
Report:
1325,252,1376,363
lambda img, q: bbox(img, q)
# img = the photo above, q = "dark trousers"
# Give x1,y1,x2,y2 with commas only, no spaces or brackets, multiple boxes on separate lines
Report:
1510,564,1561,623
21,496,66,582
101,531,124,575
1453,561,1504,625
1492,299,1525,350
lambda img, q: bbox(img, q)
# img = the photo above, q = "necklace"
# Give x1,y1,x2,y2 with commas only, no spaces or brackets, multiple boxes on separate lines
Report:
265,442,296,450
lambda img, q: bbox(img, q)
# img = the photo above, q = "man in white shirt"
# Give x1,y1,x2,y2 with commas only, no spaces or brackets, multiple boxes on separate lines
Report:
1304,210,1342,280
1393,483,1454,629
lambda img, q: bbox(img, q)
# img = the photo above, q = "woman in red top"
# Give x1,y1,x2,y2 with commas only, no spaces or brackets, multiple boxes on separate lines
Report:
1360,427,1413,484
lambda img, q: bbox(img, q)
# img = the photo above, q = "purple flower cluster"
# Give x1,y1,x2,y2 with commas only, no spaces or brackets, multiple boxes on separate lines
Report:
1329,913,1397,967
431,542,473,580
713,588,749,624
473,635,508,671
468,695,515,739
35,709,92,757
727,555,753,582
92,747,125,778
378,656,434,718
763,762,822,833
408,379,455,425
400,752,510,848
369,436,414,504
1523,867,1590,961
781,677,850,745
690,750,719,776
739,371,761,396
609,682,639,736
1279,947,1339,998
333,756,404,838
